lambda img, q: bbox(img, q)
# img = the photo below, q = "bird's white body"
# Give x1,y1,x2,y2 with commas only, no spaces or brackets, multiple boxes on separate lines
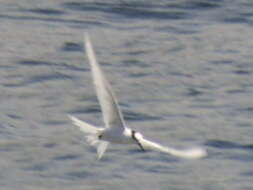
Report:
69,34,207,160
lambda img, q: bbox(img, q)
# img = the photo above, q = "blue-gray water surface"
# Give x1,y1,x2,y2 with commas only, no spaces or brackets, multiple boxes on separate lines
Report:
1,0,253,189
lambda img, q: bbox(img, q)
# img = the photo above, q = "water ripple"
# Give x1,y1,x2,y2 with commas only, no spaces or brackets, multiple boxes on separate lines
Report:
65,170,94,180
112,7,189,20
123,111,162,122
210,60,234,65
16,59,88,72
227,154,253,162
22,163,48,171
29,73,73,84
53,154,80,161
7,114,23,120
17,60,55,67
61,42,83,52
186,88,204,96
4,73,74,87
25,8,65,16
241,171,253,176
205,140,253,150
122,59,149,68
145,164,173,174
69,105,101,114
42,120,66,126
0,14,105,27
181,1,222,10
62,2,191,20
233,70,251,75
43,143,58,149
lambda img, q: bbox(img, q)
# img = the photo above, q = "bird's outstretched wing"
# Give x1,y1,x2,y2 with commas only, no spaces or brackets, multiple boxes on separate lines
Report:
84,34,126,131
139,137,207,159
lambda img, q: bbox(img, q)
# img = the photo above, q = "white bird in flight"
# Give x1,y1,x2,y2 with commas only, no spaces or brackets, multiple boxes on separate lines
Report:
69,34,207,160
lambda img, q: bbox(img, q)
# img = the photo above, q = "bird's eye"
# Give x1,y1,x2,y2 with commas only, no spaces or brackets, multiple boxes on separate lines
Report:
98,135,102,139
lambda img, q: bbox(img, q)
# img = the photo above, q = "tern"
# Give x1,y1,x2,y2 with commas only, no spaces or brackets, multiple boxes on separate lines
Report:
69,34,207,160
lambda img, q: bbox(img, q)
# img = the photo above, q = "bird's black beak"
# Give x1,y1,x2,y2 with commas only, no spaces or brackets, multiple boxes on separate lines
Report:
131,130,145,152
136,140,145,152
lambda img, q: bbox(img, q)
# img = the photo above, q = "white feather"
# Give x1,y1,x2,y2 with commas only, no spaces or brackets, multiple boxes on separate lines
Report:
69,115,109,159
139,137,207,159
68,115,99,134
97,141,110,160
84,34,126,131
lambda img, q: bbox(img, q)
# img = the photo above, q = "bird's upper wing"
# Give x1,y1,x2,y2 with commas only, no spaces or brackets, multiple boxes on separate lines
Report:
84,34,126,131
139,137,207,159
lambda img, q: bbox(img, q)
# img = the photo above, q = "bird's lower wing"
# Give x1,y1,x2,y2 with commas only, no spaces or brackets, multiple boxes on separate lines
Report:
139,138,207,159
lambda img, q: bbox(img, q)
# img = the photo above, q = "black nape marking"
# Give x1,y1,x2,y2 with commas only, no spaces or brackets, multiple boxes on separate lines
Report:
131,130,145,152
131,130,136,139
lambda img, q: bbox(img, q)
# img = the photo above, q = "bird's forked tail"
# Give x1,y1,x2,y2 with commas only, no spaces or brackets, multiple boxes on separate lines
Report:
68,115,109,160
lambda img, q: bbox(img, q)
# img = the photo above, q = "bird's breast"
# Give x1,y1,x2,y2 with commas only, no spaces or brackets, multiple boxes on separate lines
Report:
102,129,134,144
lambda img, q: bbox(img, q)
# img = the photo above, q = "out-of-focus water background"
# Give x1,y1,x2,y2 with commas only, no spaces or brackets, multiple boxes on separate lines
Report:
1,0,253,189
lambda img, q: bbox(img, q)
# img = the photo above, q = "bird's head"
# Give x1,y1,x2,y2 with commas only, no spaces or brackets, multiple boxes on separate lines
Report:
134,132,143,140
